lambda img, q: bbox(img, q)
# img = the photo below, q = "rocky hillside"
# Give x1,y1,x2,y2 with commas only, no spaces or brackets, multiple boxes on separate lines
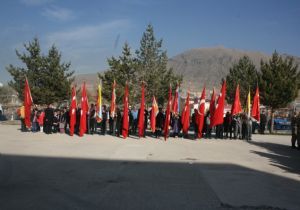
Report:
168,46,300,92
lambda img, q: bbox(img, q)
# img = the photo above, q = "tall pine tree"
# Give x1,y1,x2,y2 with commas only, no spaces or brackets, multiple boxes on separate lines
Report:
136,24,182,105
99,24,182,106
259,51,300,132
7,38,74,104
99,42,137,104
226,56,259,104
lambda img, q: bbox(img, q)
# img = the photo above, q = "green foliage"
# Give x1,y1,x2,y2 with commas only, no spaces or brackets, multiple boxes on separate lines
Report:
6,38,74,105
99,42,137,105
226,56,259,104
135,24,182,105
99,24,182,106
259,51,300,110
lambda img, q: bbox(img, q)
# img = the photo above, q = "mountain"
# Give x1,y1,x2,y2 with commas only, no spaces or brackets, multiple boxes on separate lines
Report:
75,47,300,94
168,46,300,92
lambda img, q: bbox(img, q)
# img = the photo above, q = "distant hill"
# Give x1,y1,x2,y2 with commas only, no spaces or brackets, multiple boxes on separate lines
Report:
75,47,300,95
168,46,300,93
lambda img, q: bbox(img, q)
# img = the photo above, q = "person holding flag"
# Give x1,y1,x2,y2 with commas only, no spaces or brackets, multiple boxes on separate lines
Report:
96,82,102,133
198,86,206,138
164,85,172,140
79,82,89,137
109,80,116,135
150,96,158,134
172,83,180,114
243,88,252,140
122,82,129,139
138,82,145,138
231,84,242,139
251,85,260,121
181,91,190,138
251,85,260,134
69,86,77,136
210,80,226,139
24,77,33,130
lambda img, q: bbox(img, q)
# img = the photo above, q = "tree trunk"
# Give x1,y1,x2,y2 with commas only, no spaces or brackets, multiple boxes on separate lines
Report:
270,109,275,134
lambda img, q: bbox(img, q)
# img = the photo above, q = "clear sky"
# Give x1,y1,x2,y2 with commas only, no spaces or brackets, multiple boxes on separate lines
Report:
0,0,300,83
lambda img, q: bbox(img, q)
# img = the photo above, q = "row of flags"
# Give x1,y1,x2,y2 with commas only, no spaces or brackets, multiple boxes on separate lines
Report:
22,78,260,140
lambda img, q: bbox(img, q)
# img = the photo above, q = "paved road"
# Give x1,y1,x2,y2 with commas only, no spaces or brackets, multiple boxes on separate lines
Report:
0,125,299,210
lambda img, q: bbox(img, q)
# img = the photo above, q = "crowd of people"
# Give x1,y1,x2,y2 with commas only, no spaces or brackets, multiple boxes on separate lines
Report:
16,103,272,141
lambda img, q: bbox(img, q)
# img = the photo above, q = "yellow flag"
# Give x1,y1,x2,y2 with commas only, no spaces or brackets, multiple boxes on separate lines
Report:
247,90,251,117
96,83,102,122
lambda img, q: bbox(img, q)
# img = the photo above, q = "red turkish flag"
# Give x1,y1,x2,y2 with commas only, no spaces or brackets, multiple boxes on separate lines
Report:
24,77,33,128
138,83,145,137
198,86,206,138
122,82,129,139
210,81,226,127
150,96,158,133
251,86,260,122
172,84,179,113
164,85,172,140
69,86,77,136
231,84,242,116
181,92,190,134
79,82,89,137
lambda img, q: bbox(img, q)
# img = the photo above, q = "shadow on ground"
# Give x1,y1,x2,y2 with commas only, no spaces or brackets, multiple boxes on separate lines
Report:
249,141,300,175
0,154,299,210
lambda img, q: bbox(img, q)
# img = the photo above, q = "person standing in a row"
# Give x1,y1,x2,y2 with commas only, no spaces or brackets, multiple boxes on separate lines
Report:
89,104,96,134
101,105,107,135
44,104,54,134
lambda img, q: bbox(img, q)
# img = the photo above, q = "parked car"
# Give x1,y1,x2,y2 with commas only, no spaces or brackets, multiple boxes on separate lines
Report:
273,118,291,130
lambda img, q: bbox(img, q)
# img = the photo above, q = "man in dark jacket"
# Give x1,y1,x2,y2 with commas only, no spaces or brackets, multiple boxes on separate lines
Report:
260,111,267,134
44,104,54,134
155,107,165,138
101,105,107,135
291,112,297,149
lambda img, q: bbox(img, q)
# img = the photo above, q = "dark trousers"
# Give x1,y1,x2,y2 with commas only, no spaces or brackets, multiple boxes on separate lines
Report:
215,125,223,139
260,123,266,134
21,118,26,132
194,124,198,139
90,118,95,134
101,120,106,135
109,119,114,134
44,122,52,134
133,119,138,134
291,133,297,148
205,127,212,138
155,129,162,138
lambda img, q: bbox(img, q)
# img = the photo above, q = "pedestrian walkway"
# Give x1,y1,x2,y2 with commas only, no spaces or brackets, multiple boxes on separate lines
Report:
0,125,299,210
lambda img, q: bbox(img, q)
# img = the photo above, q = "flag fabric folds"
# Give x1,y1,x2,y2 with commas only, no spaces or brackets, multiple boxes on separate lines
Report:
231,84,242,116
96,83,102,123
172,84,179,114
79,82,89,137
181,92,190,134
110,80,116,118
251,86,260,121
138,82,145,137
210,81,226,127
164,85,172,140
197,86,206,138
122,82,129,139
69,86,77,136
150,96,158,133
24,77,33,128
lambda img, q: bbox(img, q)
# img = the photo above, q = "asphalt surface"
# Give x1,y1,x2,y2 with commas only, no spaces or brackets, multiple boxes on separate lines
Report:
0,125,299,210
